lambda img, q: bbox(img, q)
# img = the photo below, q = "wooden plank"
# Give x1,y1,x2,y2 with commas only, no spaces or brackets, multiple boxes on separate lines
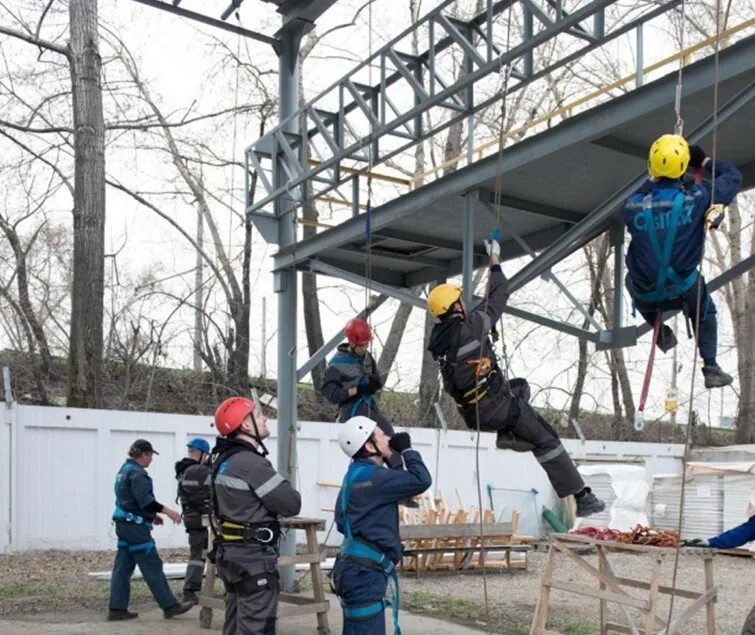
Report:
278,552,326,566
304,523,330,633
597,547,643,635
665,586,717,635
546,580,649,610
551,533,705,555
598,545,607,635
200,596,224,610
281,517,326,530
605,622,636,634
703,556,716,635
644,556,662,635
531,543,556,631
612,576,700,600
400,522,513,539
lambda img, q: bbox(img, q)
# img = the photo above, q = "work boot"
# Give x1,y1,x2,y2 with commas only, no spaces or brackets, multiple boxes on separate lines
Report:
182,591,199,605
107,609,138,621
702,365,733,389
163,601,194,619
655,325,677,353
575,488,606,517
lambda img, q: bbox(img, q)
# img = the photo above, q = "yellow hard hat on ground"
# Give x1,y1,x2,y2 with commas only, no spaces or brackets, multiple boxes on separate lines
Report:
648,134,690,179
427,283,462,317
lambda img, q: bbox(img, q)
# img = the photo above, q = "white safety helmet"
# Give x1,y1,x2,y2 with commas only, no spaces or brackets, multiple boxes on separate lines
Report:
338,416,377,458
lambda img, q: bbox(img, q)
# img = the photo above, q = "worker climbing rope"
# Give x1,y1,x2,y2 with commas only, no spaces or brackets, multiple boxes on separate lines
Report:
426,231,606,517
621,134,742,389
321,318,420,507
331,416,432,635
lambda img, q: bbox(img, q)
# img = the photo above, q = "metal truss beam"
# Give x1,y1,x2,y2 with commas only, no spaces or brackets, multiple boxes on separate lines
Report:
130,0,279,45
272,34,753,274
373,228,487,256
509,78,755,293
296,294,388,380
488,202,602,330
249,0,681,220
591,135,647,159
309,260,425,309
482,189,583,223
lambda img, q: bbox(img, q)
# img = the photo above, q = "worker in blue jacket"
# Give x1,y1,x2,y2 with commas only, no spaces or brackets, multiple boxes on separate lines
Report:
108,439,193,622
685,515,755,549
332,416,432,635
621,134,742,388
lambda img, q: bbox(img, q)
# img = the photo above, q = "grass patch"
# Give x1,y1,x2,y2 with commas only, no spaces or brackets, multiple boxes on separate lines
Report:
564,623,597,635
0,581,42,598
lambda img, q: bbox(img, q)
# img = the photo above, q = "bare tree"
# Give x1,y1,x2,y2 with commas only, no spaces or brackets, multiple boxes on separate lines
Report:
710,198,755,442
1,1,106,407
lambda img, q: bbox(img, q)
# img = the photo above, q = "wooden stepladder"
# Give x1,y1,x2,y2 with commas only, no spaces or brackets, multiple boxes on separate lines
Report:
531,533,717,635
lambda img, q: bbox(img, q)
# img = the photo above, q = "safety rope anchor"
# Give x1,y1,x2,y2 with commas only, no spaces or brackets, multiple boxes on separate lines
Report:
633,410,646,432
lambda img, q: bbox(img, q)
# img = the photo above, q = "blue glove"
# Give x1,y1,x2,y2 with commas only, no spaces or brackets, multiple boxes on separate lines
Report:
484,228,501,257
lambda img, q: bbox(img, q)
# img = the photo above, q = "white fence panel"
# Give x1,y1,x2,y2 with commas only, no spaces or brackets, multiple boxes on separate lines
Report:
3,403,686,553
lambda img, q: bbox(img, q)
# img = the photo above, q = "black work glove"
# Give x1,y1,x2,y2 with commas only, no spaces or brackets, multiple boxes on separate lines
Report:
357,375,382,396
389,432,412,453
688,145,707,169
681,538,709,547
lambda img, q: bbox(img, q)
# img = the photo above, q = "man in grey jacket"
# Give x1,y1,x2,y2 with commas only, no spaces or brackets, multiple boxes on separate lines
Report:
211,397,302,635
427,229,605,517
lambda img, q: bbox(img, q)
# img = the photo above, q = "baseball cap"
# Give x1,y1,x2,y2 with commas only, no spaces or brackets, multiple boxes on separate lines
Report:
129,438,159,455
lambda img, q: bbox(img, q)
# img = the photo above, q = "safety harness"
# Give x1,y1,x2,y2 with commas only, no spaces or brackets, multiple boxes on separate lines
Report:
209,439,281,547
112,461,155,553
435,319,500,410
338,464,401,634
632,190,699,305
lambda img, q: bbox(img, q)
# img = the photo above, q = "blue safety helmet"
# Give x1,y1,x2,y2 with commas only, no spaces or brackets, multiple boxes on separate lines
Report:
187,437,210,454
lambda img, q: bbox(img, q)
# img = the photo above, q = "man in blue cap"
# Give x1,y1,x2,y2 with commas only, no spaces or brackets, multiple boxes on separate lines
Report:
175,437,211,604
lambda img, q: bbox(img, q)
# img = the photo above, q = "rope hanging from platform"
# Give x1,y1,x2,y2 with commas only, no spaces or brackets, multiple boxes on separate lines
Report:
667,0,724,625
469,10,517,630
363,0,375,330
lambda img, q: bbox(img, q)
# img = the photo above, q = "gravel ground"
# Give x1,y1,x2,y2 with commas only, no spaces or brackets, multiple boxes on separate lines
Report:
1,546,754,634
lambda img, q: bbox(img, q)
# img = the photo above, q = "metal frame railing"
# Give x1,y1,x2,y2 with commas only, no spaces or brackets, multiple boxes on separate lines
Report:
246,0,682,219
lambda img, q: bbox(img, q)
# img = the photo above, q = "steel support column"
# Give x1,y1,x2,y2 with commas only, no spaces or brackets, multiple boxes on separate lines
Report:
274,24,304,593
611,223,624,330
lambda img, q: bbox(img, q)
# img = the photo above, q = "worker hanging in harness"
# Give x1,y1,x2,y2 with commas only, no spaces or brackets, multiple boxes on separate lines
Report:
322,319,418,507
332,416,432,635
427,230,605,517
108,439,194,622
622,134,742,388
210,396,301,635
175,437,211,605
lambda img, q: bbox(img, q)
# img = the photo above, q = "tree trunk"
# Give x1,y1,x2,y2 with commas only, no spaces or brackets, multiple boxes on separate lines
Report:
67,0,105,407
378,300,414,378
418,293,441,427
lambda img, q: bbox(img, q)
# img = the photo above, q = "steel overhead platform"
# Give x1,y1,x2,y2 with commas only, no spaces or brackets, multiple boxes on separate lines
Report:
273,35,755,299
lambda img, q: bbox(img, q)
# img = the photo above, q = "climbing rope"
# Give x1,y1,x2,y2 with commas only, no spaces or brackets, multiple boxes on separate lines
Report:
667,0,723,625
468,10,517,631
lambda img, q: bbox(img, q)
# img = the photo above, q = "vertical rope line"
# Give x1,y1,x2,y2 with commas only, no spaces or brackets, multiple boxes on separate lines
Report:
667,0,722,624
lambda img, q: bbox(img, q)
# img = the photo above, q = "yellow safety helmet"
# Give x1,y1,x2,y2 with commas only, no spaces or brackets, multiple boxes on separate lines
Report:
648,134,690,179
427,283,462,318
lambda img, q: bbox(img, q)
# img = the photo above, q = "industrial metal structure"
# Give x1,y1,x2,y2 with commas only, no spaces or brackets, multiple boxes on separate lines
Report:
137,0,755,592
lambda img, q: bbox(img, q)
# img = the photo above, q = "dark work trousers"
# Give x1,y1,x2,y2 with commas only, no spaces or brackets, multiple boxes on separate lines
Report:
630,276,718,361
332,557,388,635
492,378,584,498
182,521,208,596
109,521,178,611
338,399,403,470
216,544,278,635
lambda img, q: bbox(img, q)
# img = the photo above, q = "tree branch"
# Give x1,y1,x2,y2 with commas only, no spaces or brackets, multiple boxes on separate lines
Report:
0,24,68,57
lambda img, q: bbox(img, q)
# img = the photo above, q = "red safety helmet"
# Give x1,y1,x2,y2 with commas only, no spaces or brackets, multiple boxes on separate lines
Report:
344,318,372,346
214,396,255,436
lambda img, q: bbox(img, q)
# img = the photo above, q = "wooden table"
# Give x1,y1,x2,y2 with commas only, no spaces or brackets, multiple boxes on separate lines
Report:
531,533,717,635
199,517,330,634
